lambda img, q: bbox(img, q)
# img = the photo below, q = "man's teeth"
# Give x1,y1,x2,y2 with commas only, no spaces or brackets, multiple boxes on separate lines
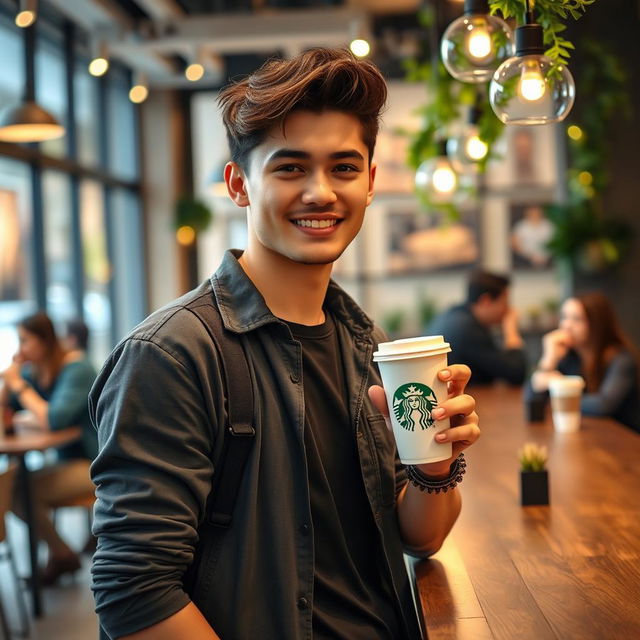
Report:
294,219,337,229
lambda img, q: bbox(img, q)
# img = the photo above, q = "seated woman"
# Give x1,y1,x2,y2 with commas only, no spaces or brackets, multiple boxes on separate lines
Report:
0,312,97,584
528,292,640,432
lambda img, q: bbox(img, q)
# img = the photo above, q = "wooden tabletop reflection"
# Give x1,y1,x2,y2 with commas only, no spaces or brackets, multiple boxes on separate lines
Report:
416,385,640,640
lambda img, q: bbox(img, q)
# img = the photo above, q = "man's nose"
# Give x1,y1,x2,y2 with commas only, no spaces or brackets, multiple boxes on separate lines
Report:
301,172,337,205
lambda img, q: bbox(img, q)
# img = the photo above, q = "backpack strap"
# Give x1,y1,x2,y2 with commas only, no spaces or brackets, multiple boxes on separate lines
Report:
188,300,255,529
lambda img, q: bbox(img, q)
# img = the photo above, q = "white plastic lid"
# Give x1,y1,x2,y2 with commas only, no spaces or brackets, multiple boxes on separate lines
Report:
373,335,451,361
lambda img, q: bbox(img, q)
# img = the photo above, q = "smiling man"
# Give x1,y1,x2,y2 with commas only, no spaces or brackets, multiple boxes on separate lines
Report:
90,48,480,640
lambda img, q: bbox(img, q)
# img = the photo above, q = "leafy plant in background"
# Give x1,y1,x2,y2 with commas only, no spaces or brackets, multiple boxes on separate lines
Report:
174,195,214,234
406,0,598,217
545,41,632,272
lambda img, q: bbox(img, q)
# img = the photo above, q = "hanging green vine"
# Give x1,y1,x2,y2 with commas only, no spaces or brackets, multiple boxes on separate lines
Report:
545,40,632,272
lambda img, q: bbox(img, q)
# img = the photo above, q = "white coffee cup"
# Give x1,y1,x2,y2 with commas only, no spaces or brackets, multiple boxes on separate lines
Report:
373,335,452,464
548,375,585,433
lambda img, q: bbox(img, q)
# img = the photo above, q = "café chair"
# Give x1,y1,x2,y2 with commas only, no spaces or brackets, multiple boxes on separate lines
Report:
0,464,30,639
51,492,96,555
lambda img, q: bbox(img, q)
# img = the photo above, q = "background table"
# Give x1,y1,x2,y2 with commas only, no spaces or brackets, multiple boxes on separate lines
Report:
0,427,82,617
416,385,640,640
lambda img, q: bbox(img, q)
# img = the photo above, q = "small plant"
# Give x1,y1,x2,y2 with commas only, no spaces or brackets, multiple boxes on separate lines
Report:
381,309,406,338
518,442,548,472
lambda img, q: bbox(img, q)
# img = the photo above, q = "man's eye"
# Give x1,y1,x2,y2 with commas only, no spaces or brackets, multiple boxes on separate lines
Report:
275,164,302,173
334,164,359,173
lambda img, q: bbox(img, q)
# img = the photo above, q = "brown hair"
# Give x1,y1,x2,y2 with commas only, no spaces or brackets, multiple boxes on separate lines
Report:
18,311,65,383
575,292,637,390
217,48,387,170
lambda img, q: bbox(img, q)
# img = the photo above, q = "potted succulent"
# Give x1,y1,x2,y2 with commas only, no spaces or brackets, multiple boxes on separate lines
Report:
518,442,549,506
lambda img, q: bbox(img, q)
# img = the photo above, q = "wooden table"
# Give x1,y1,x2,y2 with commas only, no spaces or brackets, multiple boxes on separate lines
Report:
0,426,82,617
416,385,640,640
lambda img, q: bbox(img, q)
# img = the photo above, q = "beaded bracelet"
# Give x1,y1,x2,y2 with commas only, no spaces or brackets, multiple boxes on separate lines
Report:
406,453,467,494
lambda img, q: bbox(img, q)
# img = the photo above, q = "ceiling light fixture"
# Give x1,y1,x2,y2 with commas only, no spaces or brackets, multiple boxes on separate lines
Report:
15,0,37,28
415,141,459,203
489,0,575,125
440,0,514,83
89,41,110,77
129,71,149,104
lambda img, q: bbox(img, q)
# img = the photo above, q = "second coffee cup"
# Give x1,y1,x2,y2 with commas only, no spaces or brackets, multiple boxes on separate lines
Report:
373,335,452,464
549,375,585,433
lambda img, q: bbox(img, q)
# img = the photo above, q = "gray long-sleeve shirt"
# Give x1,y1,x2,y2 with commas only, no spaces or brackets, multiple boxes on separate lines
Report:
90,250,423,640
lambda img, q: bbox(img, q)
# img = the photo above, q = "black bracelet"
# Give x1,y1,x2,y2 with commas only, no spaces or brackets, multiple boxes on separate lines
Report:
406,453,467,494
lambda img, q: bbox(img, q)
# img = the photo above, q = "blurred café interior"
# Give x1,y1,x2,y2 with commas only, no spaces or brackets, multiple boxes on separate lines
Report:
0,0,639,639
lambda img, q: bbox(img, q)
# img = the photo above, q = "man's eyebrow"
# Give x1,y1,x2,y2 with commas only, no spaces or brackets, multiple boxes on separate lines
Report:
266,149,365,163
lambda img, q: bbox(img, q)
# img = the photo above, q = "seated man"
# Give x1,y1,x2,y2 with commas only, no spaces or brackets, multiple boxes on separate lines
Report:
428,270,526,385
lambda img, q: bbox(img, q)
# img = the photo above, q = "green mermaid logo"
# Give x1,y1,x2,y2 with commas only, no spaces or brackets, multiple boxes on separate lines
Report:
393,383,437,432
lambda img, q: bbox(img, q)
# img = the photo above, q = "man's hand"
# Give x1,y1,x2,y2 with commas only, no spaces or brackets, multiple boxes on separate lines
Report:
368,364,480,477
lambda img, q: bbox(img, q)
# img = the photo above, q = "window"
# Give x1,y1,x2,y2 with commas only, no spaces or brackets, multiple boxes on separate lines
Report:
108,67,139,179
0,13,24,106
75,61,101,167
0,157,34,369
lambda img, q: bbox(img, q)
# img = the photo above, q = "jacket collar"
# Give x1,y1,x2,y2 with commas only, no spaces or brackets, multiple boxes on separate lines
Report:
212,250,373,338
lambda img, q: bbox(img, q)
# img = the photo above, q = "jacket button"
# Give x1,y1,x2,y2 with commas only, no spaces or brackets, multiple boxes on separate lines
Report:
290,371,300,383
297,596,309,610
299,523,310,535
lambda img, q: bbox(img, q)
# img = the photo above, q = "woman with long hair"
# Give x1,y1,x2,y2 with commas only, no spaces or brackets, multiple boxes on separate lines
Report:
530,292,640,431
0,311,97,584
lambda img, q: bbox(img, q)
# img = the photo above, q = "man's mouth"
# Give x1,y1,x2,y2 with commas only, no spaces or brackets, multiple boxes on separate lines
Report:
293,219,339,229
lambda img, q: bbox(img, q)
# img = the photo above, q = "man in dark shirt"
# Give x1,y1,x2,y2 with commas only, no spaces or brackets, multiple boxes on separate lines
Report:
428,270,526,385
90,48,480,639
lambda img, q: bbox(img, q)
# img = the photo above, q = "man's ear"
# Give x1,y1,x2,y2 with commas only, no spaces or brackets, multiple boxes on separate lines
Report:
366,162,377,207
225,162,250,207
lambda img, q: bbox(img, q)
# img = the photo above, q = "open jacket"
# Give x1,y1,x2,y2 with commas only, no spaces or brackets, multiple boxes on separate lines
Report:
90,250,423,640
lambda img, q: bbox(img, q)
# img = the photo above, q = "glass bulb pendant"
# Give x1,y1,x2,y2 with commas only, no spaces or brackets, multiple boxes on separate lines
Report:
441,0,514,83
489,23,575,125
415,154,459,203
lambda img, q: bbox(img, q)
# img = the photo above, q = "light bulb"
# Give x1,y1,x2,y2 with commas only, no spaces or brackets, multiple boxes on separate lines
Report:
440,0,514,83
415,155,459,203
350,38,370,58
16,10,36,28
490,23,575,125
518,60,546,102
185,63,204,82
129,84,148,104
89,57,109,77
432,166,457,194
464,135,488,161
466,24,492,60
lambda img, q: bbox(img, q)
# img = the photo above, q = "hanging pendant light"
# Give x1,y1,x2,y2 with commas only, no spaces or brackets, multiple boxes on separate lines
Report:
415,141,459,203
489,2,575,125
447,103,489,172
0,101,64,142
440,0,514,84
0,16,64,143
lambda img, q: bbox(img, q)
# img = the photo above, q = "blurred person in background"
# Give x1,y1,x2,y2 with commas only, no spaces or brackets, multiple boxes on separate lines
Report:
428,269,526,385
528,292,640,432
0,311,97,584
63,318,90,358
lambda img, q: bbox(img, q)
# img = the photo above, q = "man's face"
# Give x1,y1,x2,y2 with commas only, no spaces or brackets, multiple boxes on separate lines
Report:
483,289,509,325
227,110,376,267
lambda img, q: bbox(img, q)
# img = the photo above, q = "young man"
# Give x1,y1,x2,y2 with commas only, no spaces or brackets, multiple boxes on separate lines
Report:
428,269,526,385
90,48,480,640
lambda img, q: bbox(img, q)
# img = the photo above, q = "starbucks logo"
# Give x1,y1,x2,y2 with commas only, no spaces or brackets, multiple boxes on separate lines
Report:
393,383,437,432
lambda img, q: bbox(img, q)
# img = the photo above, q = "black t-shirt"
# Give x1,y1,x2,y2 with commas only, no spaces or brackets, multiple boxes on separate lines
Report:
285,312,401,639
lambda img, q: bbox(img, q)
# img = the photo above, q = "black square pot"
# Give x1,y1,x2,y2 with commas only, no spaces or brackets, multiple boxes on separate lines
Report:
525,397,546,423
520,470,549,506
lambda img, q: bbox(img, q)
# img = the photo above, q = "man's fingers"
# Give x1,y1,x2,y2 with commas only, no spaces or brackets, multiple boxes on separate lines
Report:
438,364,471,396
431,394,476,421
368,385,390,418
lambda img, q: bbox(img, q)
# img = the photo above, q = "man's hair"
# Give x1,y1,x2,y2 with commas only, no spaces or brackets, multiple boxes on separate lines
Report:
466,270,510,304
65,318,90,351
217,48,387,170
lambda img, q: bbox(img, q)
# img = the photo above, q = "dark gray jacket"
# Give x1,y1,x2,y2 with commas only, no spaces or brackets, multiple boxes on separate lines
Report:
90,250,423,639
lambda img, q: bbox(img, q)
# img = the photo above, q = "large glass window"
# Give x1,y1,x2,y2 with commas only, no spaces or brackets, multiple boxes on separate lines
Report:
0,157,34,369
36,27,68,158
42,170,75,325
75,61,101,166
111,188,146,338
0,13,24,106
80,180,111,366
107,67,139,179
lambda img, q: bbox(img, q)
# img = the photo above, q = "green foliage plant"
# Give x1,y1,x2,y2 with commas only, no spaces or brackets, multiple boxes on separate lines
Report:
174,195,214,233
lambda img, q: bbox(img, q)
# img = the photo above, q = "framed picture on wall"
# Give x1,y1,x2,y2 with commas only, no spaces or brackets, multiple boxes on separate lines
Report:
386,207,481,274
509,202,555,270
